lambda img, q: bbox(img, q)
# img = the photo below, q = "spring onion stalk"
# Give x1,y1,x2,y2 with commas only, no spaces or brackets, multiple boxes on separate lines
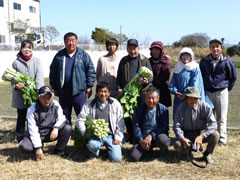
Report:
120,66,153,118
2,67,38,105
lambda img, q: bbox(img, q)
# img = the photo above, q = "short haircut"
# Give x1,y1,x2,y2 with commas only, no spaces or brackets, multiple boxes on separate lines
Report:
64,32,78,41
106,38,119,50
146,87,160,97
96,82,111,93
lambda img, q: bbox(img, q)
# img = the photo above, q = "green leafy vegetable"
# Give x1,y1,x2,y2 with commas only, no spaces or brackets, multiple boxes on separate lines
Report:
120,66,153,118
2,67,38,105
74,118,109,151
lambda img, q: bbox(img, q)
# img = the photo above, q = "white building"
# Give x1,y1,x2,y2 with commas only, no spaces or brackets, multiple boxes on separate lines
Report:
0,0,41,45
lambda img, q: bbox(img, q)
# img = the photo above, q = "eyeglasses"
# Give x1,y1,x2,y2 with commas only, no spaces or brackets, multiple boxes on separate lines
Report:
22,48,32,51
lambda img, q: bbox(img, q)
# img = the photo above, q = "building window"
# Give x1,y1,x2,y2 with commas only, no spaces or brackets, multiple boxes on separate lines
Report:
13,3,21,10
0,0,4,7
29,6,36,13
15,36,23,43
0,35,6,43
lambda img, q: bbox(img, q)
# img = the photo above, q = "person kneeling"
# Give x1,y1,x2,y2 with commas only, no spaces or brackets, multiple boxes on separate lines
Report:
18,86,72,160
76,82,125,162
173,87,219,164
130,87,171,161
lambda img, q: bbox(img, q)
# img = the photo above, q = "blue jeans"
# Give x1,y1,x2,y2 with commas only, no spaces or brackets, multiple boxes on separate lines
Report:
87,135,122,162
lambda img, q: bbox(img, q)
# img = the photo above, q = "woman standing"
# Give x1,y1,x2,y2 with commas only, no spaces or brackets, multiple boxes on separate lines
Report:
149,41,171,107
12,40,44,142
169,47,205,120
96,38,119,98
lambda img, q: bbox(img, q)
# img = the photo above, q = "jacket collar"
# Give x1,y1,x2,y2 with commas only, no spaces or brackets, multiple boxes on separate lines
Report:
35,99,53,112
90,97,113,107
205,53,227,62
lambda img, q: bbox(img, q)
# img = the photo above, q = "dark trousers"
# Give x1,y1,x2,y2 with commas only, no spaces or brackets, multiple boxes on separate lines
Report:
124,117,134,144
16,109,28,141
59,91,86,124
130,134,171,161
174,130,219,154
19,124,72,153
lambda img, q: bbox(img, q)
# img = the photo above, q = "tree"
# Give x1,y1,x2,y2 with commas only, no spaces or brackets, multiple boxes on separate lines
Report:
179,33,210,47
44,25,59,43
221,38,225,45
227,46,239,57
91,27,128,45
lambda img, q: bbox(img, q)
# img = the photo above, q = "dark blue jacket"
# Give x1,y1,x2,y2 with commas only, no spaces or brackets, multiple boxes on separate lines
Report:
132,103,169,143
49,48,96,96
200,54,237,92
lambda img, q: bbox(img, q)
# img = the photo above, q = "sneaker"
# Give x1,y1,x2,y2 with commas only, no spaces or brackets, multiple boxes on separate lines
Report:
218,142,226,147
203,154,214,164
53,149,69,158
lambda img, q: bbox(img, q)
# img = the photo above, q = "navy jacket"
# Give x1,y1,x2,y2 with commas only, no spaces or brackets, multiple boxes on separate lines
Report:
132,103,169,143
50,48,96,96
200,54,237,92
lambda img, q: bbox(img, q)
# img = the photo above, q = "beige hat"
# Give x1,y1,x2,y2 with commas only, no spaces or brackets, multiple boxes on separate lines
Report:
185,87,201,98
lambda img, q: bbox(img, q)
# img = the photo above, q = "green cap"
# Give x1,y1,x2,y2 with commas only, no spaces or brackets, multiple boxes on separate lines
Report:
185,87,201,98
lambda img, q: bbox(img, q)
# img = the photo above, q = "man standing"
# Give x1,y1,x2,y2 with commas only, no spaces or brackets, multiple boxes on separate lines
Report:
200,39,237,146
130,87,171,161
173,87,219,164
76,82,125,162
117,39,152,143
50,32,96,124
19,86,72,160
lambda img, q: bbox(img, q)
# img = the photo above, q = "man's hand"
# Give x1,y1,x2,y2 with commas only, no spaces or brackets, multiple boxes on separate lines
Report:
15,83,25,90
86,88,92,98
138,77,149,85
50,128,58,141
117,89,122,97
36,148,44,160
195,134,204,146
113,139,121,145
180,137,191,149
140,134,152,151
176,92,186,100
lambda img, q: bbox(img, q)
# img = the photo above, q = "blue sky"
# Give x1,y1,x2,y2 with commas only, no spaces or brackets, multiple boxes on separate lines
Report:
41,0,240,45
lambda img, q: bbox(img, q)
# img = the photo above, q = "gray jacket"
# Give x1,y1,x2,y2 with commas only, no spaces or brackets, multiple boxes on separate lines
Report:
173,101,217,140
76,97,125,142
11,55,44,109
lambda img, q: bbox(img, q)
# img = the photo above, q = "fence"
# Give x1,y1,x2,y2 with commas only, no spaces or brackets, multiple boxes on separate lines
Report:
0,44,150,51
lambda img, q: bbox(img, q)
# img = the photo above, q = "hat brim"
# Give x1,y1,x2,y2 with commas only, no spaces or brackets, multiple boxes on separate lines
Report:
209,40,222,45
186,94,201,98
38,92,54,97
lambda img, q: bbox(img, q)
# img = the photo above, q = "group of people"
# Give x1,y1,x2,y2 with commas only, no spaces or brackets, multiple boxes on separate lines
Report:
11,32,236,164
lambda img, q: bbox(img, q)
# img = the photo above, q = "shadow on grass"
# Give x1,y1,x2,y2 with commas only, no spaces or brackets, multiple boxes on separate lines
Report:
0,147,35,162
0,129,16,143
0,137,195,164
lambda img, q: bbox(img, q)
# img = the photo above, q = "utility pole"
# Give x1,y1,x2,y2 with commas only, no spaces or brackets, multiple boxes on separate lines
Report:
120,25,122,49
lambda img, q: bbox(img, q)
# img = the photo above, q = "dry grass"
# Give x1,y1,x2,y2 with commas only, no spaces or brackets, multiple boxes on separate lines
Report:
165,47,211,62
0,118,240,180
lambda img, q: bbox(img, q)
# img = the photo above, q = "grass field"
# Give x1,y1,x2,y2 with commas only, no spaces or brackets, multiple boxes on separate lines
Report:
0,72,240,179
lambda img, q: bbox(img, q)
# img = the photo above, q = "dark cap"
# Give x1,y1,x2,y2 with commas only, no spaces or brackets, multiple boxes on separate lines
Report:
127,39,138,47
38,86,54,97
185,87,201,98
209,39,222,46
